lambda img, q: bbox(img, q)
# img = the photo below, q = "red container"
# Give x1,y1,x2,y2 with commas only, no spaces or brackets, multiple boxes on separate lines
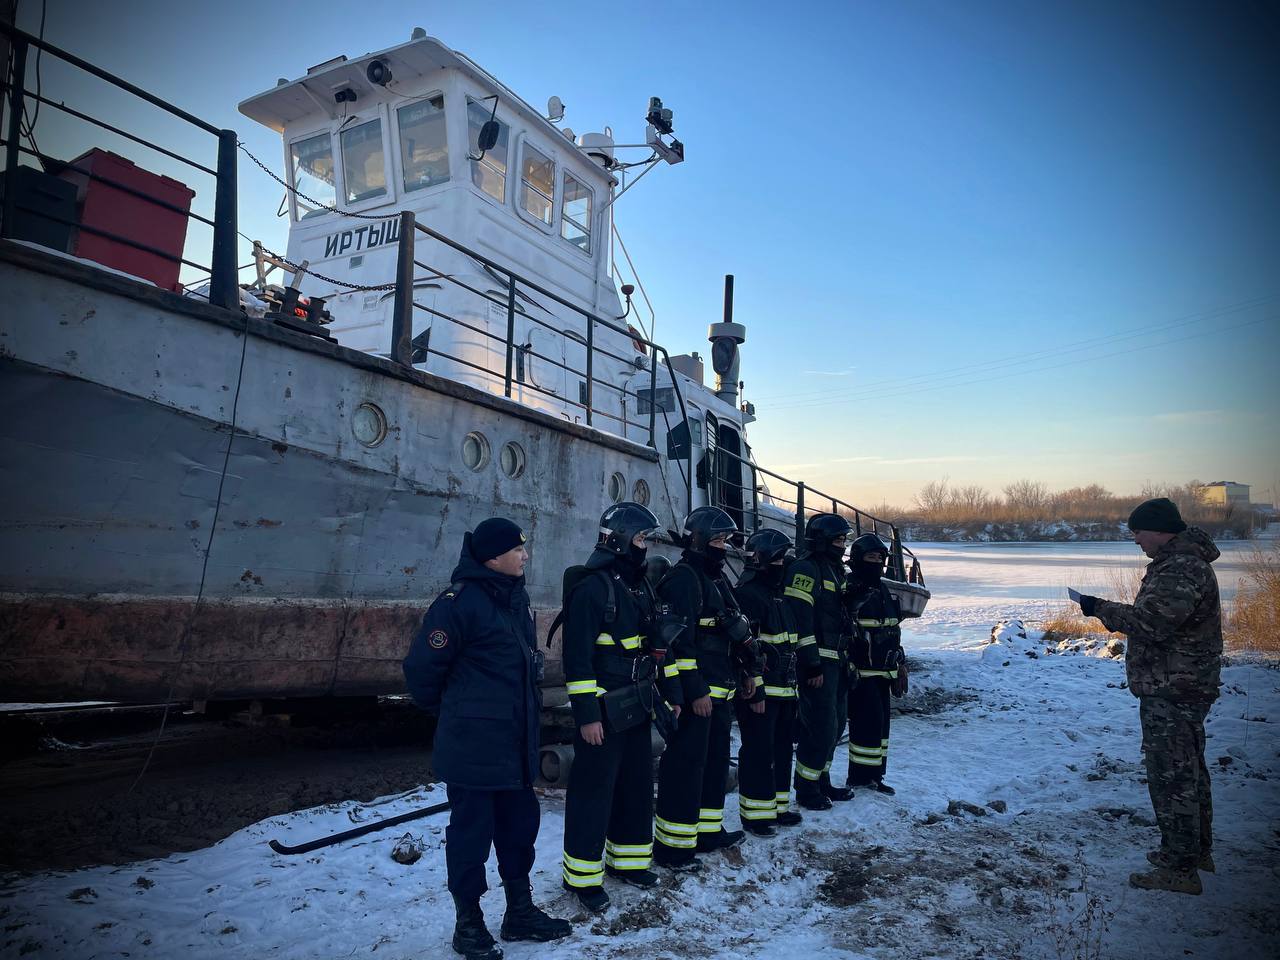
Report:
59,149,195,291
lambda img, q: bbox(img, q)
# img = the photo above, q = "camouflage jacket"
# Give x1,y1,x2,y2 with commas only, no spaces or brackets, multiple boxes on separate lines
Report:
1094,527,1222,702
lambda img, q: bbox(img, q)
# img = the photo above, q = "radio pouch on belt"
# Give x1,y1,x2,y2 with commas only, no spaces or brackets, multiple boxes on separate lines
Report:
600,683,649,733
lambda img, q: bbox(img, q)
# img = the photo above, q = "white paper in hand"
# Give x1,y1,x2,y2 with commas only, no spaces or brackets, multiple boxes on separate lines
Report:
1068,588,1083,603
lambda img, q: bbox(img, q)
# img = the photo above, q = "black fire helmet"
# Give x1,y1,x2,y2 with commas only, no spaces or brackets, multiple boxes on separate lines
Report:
745,528,794,569
804,512,852,548
680,506,739,553
597,501,662,556
850,533,890,562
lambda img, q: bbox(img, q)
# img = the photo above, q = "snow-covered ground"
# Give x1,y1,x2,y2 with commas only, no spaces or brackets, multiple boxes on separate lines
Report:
4,546,1277,960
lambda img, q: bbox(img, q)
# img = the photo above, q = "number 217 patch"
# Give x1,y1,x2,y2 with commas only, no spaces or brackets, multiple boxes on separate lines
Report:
790,574,815,593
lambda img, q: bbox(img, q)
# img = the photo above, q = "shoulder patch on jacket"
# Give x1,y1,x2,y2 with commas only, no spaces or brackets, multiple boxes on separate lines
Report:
428,629,449,649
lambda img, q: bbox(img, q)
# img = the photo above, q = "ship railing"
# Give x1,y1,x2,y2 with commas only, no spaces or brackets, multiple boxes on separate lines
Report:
0,23,240,309
386,210,694,513
702,444,925,586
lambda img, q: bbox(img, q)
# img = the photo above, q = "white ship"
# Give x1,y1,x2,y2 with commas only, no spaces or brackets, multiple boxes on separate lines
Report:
0,24,927,704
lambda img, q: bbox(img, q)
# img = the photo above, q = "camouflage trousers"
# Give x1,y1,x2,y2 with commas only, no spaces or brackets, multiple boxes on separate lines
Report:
1138,696,1213,869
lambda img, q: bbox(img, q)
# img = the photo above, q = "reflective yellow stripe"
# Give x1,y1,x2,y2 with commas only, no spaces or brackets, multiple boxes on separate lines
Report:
751,675,764,688
760,632,788,644
618,635,641,650
740,806,777,820
698,617,718,627
795,762,823,781
663,663,680,678
823,580,837,592
595,633,615,646
708,685,735,699
764,685,796,698
655,830,697,849
849,744,882,757
697,808,723,832
676,658,698,671
774,791,791,813
851,755,883,766
604,854,651,869
605,841,653,856
857,669,897,678
562,852,603,872
857,618,899,627
562,868,604,887
655,817,697,836
567,679,601,696
783,587,813,604
795,635,817,648
818,647,841,660
739,795,776,809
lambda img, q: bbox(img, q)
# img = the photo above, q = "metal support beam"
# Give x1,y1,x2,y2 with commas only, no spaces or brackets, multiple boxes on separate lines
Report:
1,37,26,240
209,129,239,310
390,211,415,366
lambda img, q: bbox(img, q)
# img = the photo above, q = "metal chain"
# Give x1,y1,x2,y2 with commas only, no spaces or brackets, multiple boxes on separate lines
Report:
255,241,398,292
238,141,390,221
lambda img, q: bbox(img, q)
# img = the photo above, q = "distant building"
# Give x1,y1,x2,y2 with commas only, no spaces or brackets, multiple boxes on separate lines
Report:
1195,481,1251,510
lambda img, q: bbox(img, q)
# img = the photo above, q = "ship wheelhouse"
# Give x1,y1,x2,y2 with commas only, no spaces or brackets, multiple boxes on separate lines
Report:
238,36,643,432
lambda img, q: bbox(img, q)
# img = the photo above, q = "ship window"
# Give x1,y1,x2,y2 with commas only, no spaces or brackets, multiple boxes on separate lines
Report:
341,118,388,204
398,95,449,192
608,472,626,503
636,387,675,414
520,142,554,226
468,99,509,202
561,173,592,252
462,431,490,471
500,442,526,479
290,132,336,220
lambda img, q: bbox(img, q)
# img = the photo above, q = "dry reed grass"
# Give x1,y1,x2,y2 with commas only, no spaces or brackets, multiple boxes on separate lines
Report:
1225,541,1280,654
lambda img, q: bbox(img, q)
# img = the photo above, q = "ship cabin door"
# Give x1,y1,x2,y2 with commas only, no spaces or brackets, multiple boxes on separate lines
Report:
703,413,750,538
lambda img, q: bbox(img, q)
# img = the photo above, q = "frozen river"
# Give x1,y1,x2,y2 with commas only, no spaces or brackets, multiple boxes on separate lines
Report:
902,539,1259,648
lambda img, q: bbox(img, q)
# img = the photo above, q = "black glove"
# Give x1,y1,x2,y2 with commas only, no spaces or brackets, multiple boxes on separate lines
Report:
1078,594,1099,618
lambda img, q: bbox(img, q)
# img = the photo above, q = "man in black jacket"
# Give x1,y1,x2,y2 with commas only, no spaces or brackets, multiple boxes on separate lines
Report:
784,513,855,809
844,534,904,794
403,518,570,960
653,506,757,868
560,502,684,911
734,528,804,836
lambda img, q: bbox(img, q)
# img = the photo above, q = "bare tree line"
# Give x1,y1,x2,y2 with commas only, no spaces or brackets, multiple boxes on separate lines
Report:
881,477,1264,534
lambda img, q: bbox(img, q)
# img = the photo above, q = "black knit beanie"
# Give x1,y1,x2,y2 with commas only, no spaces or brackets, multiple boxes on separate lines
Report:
1127,497,1187,534
470,517,526,562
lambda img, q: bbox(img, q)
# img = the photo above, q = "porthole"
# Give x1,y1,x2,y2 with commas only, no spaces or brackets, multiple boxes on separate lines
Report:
352,402,388,447
608,471,626,503
633,478,650,506
462,431,490,471
500,441,526,479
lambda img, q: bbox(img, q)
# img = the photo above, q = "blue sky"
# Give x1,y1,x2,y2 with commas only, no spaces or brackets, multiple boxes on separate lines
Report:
16,0,1279,508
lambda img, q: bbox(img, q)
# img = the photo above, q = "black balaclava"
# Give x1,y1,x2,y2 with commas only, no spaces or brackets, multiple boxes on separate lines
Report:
616,541,648,583
852,554,884,585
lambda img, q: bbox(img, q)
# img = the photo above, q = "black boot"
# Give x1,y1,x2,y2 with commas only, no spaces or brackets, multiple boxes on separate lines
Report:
820,772,854,802
451,896,502,960
605,865,659,888
500,883,572,942
777,810,803,826
743,821,777,838
562,879,610,913
870,778,896,795
696,828,745,853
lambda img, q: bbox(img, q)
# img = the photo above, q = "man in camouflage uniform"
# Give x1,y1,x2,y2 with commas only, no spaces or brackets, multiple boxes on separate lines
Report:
1076,497,1221,896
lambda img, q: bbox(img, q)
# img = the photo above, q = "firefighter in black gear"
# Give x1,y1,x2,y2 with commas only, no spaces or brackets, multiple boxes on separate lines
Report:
734,528,804,836
844,533,904,794
654,506,757,867
784,512,855,810
560,503,684,912
403,518,571,960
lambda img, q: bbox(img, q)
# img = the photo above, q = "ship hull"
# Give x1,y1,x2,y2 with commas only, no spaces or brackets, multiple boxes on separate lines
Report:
0,241,682,702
